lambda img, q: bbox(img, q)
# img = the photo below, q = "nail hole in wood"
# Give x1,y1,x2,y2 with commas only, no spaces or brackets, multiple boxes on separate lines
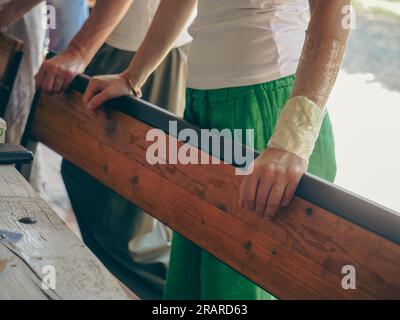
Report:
216,203,227,213
18,217,37,225
104,120,117,136
244,241,252,251
131,176,139,186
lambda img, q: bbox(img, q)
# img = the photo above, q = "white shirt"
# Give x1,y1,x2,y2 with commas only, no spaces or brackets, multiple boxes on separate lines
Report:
106,0,194,52
187,0,310,89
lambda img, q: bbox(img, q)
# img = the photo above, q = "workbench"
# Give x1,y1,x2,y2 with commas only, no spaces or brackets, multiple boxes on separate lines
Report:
0,165,136,300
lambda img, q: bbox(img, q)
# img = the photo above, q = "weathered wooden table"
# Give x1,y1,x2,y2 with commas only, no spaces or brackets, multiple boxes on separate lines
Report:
0,165,136,300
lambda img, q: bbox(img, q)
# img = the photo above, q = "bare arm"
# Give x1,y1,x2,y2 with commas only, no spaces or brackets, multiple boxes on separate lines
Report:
35,0,134,93
83,0,198,110
240,0,350,219
291,0,350,106
65,0,134,65
0,0,43,30
125,0,198,92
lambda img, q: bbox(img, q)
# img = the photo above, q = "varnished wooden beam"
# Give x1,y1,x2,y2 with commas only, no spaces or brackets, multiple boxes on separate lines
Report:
27,75,400,299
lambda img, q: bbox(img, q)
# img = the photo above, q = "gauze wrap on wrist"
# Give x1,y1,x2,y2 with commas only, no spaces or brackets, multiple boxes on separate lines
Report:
268,96,325,162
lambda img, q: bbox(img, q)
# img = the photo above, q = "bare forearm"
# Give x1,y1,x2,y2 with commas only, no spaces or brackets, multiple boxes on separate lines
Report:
268,1,351,164
0,0,43,29
292,0,351,107
126,0,197,91
65,0,134,64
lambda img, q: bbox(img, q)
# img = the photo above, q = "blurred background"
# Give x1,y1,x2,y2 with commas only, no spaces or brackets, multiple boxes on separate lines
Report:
329,0,400,213
38,0,400,237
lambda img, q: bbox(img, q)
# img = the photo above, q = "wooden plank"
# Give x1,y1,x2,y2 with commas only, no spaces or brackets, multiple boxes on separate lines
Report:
0,166,136,300
0,244,49,300
27,84,400,300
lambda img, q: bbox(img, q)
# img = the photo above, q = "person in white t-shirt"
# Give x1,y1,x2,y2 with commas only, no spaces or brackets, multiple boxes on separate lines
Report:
35,0,195,293
81,0,350,299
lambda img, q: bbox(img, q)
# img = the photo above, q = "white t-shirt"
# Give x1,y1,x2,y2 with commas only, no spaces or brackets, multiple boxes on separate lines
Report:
106,0,194,52
187,0,310,89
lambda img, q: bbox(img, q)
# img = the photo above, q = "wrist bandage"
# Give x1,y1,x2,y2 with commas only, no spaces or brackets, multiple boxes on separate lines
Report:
268,96,325,162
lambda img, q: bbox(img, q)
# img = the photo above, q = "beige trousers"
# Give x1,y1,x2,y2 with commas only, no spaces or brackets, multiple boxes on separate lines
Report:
61,43,190,291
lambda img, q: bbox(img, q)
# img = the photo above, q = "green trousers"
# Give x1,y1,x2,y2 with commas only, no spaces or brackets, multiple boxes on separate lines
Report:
164,75,337,300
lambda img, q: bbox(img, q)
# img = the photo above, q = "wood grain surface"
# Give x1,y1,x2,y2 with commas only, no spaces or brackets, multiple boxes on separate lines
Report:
0,166,135,300
29,89,400,299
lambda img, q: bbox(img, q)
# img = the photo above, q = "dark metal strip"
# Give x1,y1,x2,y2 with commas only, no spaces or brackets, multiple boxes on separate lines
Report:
0,144,33,165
